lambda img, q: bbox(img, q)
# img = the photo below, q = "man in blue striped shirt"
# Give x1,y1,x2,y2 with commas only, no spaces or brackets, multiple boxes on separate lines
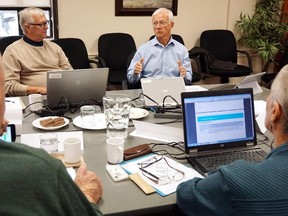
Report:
127,8,192,86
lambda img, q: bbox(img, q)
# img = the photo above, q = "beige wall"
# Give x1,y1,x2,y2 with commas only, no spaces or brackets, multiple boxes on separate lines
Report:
57,0,261,71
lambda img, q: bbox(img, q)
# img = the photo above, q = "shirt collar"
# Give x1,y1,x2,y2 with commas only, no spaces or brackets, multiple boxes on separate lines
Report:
266,143,288,159
151,36,175,47
23,35,43,47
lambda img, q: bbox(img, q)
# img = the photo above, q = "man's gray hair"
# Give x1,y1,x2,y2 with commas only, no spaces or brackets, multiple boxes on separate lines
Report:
19,7,46,31
152,8,173,22
270,64,288,132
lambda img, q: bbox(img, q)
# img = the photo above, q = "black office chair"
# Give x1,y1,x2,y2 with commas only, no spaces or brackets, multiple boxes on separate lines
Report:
0,35,23,55
96,33,137,89
52,38,99,69
149,34,202,83
190,30,253,83
261,45,288,88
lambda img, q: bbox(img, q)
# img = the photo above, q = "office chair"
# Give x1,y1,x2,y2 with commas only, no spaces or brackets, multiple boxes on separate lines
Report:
52,38,99,69
149,34,202,83
190,30,253,83
0,36,23,55
96,33,137,89
260,45,288,88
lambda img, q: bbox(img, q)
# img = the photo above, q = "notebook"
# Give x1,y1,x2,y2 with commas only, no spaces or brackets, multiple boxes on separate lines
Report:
181,88,267,176
140,77,186,107
210,72,266,91
46,68,109,108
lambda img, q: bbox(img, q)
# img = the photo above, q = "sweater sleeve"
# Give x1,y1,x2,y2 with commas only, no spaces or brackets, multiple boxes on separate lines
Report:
176,171,232,216
3,49,28,96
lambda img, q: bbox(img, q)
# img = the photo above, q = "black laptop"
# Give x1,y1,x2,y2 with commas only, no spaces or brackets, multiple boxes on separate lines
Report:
46,68,109,109
181,88,267,176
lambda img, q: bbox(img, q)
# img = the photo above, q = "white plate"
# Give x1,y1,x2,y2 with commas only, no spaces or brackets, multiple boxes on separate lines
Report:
73,113,106,130
32,116,69,131
129,108,149,120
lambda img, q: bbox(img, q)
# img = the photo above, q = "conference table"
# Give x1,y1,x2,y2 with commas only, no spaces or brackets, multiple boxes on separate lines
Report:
18,84,271,216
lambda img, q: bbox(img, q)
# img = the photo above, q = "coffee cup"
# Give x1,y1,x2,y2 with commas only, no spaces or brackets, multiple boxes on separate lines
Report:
63,137,82,164
29,94,42,111
106,137,124,164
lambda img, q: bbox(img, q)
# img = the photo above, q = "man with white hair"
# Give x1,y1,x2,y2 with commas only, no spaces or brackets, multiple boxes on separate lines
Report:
3,7,72,96
127,8,192,86
176,66,288,215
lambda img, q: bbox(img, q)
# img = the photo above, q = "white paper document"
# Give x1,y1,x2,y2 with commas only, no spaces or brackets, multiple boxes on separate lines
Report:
121,154,203,196
185,85,208,92
238,81,263,95
130,120,183,142
21,131,84,152
254,100,266,116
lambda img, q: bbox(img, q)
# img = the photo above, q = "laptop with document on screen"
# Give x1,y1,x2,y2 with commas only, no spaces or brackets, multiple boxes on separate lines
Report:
140,77,186,107
46,68,109,109
181,88,267,176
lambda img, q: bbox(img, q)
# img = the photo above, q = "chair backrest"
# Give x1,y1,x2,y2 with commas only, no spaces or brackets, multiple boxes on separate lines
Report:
52,38,90,69
200,30,238,63
98,33,136,71
149,34,185,45
0,36,23,55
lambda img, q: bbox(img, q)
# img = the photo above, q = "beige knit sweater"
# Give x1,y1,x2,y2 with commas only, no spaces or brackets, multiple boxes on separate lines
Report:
3,38,72,96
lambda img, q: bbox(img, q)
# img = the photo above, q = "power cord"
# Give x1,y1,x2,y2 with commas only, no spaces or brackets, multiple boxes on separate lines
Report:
148,141,187,160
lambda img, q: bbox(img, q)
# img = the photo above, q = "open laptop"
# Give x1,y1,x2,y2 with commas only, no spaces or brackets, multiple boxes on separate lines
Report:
140,77,186,107
210,72,266,91
46,68,109,109
181,88,267,176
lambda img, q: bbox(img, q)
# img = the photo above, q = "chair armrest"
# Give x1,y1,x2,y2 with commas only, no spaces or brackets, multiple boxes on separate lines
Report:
88,59,102,68
263,60,274,73
189,54,205,79
237,50,253,71
95,57,106,68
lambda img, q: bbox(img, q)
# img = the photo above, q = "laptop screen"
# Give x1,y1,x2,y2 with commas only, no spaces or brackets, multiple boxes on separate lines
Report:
181,88,256,153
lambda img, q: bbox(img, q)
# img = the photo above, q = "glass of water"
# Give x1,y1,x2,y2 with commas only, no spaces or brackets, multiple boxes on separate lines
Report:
103,95,131,138
39,133,58,153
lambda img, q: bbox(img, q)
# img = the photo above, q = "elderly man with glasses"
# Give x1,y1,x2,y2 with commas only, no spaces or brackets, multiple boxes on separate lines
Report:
127,8,192,87
3,7,72,96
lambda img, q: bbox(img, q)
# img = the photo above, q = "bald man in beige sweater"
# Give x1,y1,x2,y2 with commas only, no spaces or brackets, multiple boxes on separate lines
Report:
3,7,72,96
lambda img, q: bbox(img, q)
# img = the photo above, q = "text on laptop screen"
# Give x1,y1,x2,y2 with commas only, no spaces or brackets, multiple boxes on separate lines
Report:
183,93,255,148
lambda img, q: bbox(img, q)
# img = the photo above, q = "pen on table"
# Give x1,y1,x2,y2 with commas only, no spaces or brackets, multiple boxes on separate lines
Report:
139,167,159,180
5,100,14,103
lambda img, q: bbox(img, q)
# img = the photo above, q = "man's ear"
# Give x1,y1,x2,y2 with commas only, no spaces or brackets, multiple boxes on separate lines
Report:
271,101,282,122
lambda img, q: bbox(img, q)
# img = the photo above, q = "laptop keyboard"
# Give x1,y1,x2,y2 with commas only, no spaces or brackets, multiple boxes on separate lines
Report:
195,148,267,173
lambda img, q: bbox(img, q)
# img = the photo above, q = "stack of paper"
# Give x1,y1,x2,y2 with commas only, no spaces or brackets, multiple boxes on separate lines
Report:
4,97,24,135
121,154,202,196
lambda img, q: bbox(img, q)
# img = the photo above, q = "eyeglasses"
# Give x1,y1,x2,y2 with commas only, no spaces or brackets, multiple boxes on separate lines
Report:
28,21,49,28
139,155,185,185
152,21,170,27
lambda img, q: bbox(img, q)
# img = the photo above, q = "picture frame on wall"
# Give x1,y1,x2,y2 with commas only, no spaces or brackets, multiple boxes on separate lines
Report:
115,0,178,16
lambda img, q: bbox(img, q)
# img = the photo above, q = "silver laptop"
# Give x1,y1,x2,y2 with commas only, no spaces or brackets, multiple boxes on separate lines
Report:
46,68,108,108
181,88,267,176
210,72,266,90
140,77,186,107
